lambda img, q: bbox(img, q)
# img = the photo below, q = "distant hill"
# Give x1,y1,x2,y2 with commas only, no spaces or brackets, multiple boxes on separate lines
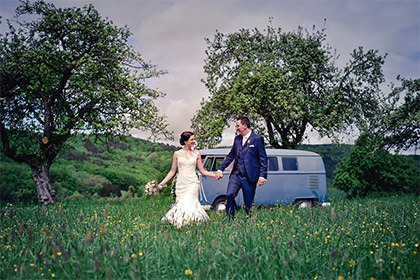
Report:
1,135,418,202
0,135,177,202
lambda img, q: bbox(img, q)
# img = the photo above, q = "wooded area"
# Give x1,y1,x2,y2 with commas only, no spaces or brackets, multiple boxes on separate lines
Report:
0,136,176,202
1,134,418,203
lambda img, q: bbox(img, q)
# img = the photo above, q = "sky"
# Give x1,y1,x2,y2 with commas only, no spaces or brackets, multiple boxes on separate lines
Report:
1,0,419,149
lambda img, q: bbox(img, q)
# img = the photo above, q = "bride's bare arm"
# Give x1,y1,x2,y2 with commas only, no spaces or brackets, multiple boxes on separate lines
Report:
196,153,217,178
158,152,178,187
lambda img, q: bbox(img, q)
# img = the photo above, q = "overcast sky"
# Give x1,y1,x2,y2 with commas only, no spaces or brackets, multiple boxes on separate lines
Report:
1,0,419,148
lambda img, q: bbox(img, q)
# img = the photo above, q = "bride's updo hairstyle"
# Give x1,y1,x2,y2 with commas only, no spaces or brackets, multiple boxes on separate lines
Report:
180,131,194,146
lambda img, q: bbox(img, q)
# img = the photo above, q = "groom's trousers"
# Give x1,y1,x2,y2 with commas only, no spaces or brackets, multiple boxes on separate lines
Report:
226,173,256,218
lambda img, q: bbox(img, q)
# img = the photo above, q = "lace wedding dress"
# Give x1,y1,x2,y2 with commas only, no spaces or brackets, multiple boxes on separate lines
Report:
161,150,209,227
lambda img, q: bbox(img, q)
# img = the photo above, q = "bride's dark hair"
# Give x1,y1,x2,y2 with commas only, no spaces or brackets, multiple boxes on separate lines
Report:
180,131,194,146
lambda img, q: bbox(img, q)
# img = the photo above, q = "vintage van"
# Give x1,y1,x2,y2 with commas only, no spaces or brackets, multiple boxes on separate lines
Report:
197,148,328,210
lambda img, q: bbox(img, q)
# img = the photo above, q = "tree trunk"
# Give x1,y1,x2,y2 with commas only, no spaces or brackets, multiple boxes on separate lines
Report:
31,165,56,205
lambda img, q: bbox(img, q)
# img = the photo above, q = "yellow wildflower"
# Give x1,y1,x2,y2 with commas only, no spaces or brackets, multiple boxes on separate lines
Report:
185,269,193,275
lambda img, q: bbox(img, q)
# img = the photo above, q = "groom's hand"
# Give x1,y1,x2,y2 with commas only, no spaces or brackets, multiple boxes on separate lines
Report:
216,171,223,180
257,177,266,186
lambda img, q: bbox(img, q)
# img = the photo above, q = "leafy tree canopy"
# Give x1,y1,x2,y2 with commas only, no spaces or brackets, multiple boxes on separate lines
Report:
192,20,388,149
379,77,419,152
0,0,172,204
333,132,420,198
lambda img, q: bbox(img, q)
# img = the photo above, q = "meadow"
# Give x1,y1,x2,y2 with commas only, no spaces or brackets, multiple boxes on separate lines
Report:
1,193,419,279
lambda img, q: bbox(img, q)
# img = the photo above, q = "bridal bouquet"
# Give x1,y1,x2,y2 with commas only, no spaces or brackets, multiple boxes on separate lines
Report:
144,179,165,196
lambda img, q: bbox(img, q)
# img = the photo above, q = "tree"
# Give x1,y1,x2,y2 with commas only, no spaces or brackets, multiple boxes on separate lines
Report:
380,77,419,152
0,1,172,204
333,133,420,198
192,20,387,149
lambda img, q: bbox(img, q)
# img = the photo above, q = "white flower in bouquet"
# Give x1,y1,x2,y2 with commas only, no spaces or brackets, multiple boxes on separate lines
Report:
144,179,166,196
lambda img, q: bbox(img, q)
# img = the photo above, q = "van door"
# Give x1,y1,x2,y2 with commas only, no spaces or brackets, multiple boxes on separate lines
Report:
253,156,293,205
199,156,233,205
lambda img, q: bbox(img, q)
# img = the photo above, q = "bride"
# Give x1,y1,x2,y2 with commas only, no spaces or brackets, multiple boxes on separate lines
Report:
158,131,217,227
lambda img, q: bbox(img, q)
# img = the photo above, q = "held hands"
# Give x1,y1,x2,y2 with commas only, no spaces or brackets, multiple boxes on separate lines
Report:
215,171,223,180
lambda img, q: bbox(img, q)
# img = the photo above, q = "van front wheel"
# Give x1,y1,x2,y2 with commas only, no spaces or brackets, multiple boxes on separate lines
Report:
296,200,312,209
212,197,227,212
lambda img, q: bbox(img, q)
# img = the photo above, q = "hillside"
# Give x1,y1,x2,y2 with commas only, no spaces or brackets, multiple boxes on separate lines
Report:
0,135,177,202
1,135,418,203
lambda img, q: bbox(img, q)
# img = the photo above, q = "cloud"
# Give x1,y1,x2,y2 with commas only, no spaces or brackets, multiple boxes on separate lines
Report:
1,0,418,149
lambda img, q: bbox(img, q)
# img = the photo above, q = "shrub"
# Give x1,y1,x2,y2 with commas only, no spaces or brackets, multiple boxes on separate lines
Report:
120,186,136,201
333,134,420,197
65,191,86,200
0,163,36,203
98,183,121,197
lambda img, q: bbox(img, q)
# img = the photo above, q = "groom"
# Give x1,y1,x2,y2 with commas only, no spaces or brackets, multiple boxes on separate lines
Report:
216,116,267,219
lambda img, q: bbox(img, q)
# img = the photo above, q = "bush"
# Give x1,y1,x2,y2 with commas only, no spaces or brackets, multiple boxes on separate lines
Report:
65,191,86,201
0,163,36,203
119,186,136,201
98,183,121,197
333,134,420,197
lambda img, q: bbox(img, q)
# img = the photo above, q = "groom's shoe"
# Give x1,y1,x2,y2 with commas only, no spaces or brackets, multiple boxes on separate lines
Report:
244,207,252,218
226,206,235,221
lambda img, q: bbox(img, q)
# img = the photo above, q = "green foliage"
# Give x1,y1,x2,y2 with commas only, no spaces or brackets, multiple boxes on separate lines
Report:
0,195,418,279
97,183,121,198
333,134,420,197
380,77,420,151
3,135,417,202
119,186,136,201
193,19,387,149
0,135,176,202
0,0,172,204
0,158,36,203
65,191,86,201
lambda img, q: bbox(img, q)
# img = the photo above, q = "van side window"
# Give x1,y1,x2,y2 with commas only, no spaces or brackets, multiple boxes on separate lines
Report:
267,157,279,171
213,157,227,171
282,157,298,171
203,157,214,171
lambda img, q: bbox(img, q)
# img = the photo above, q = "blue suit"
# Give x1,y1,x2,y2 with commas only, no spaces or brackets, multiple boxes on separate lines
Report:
218,132,267,217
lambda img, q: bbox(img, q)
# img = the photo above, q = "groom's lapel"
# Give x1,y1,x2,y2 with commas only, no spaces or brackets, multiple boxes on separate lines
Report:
236,136,243,154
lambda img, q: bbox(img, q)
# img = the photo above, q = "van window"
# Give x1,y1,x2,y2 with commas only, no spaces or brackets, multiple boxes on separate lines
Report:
203,156,213,171
282,157,298,171
213,157,226,171
267,157,279,171
204,156,229,171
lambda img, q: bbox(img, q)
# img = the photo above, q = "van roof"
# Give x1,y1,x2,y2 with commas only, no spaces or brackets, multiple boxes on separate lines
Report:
198,148,321,157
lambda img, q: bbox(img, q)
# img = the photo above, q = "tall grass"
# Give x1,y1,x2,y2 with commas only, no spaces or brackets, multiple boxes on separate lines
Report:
1,194,419,279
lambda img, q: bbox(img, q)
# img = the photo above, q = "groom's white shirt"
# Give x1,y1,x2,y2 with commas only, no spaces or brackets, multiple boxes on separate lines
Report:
242,130,252,146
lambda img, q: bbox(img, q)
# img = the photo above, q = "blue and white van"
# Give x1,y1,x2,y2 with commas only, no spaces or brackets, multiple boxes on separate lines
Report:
198,148,328,210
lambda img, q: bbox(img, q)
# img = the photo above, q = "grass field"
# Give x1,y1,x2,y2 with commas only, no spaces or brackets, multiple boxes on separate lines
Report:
1,193,419,279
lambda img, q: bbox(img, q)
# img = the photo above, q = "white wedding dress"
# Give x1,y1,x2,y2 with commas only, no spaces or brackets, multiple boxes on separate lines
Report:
161,150,209,227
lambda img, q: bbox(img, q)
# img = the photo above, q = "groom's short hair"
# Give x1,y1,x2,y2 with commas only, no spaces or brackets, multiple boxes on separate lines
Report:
237,116,251,128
